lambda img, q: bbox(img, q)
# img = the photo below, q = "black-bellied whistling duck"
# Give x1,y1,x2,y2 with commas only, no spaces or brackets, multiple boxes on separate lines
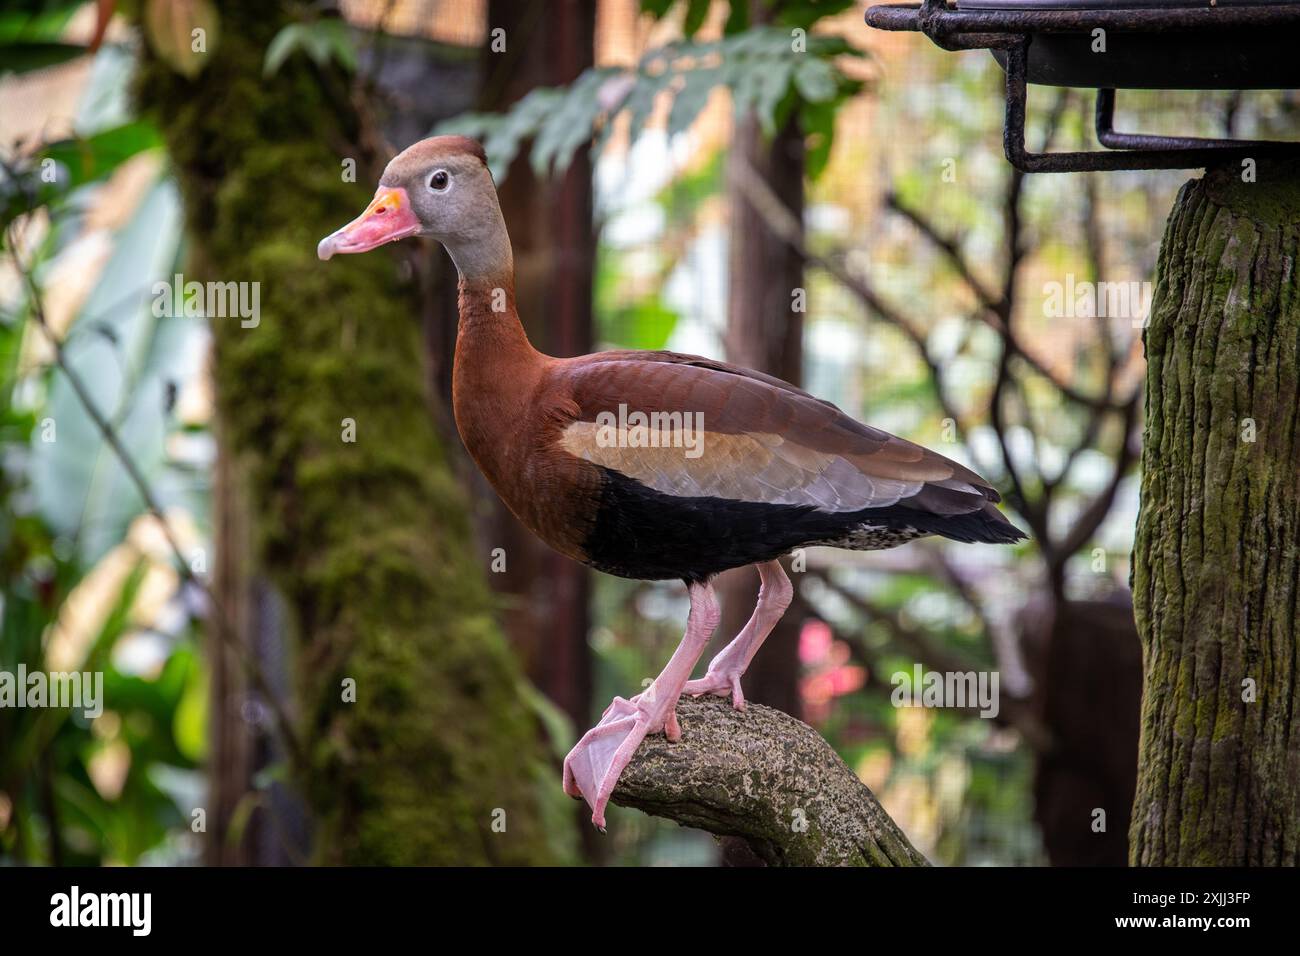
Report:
318,135,1026,830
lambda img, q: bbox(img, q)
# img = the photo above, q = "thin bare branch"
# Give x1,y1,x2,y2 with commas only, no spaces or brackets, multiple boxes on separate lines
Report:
1055,394,1141,562
729,156,975,447
806,569,1052,752
883,192,1003,314
7,228,305,773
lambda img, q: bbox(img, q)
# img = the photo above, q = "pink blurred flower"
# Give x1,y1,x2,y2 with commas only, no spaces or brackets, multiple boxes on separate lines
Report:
798,619,867,724
799,619,833,664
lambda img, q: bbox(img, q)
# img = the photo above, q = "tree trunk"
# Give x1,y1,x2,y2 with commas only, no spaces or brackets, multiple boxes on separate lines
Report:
1019,595,1141,866
1130,162,1300,866
206,433,255,865
137,0,560,865
718,109,806,717
470,0,595,732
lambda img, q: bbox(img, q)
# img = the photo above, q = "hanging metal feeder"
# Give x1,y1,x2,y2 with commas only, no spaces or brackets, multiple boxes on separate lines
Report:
864,0,1300,172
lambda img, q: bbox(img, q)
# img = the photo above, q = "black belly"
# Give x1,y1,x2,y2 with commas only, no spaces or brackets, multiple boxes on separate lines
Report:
580,468,964,584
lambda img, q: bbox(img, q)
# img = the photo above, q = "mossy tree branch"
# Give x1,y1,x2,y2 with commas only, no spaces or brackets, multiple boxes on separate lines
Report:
613,696,928,866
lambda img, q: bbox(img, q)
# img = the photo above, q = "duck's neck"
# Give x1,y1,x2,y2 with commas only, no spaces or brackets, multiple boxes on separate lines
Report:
451,274,545,485
441,197,515,284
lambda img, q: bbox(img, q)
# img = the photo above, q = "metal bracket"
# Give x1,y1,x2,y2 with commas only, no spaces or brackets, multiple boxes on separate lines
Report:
866,2,1300,173
1004,40,1296,173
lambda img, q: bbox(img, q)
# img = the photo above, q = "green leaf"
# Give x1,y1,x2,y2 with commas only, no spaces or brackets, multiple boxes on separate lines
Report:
0,41,85,75
667,67,718,139
265,19,357,77
41,122,164,191
0,0,86,77
320,19,357,72
2,122,163,231
0,1,82,44
794,56,837,103
639,0,676,18
433,25,869,181
623,70,667,147
172,661,208,762
776,0,857,31
723,0,749,35
144,0,220,79
800,96,836,180
724,54,760,118
491,86,564,176
616,296,680,350
682,0,711,38
263,23,304,76
754,59,795,134
599,298,680,351
531,69,613,176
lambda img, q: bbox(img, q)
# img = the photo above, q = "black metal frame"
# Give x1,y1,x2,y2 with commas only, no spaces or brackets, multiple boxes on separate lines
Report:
865,0,1300,173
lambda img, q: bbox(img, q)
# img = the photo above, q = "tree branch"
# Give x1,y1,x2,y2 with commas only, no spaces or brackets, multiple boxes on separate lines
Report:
884,191,1003,315
612,695,928,866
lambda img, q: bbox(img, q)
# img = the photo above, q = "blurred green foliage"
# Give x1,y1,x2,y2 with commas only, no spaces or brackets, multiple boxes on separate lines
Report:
438,25,863,182
0,0,84,77
1,9,207,866
263,17,356,78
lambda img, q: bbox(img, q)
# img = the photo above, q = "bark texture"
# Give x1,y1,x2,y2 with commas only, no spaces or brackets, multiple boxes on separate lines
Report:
613,696,928,866
136,0,562,865
1130,163,1300,866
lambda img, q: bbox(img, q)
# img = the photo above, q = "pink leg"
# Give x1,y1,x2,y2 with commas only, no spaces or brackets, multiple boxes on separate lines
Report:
683,560,792,710
563,581,721,829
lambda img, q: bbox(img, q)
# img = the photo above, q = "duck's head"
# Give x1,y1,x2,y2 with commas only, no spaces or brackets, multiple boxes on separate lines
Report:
318,135,510,279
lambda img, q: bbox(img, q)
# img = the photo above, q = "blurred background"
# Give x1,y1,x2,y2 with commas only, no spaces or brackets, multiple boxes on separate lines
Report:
1,0,1295,867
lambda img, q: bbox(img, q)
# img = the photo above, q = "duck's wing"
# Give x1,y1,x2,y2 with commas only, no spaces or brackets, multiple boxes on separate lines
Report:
554,351,1017,526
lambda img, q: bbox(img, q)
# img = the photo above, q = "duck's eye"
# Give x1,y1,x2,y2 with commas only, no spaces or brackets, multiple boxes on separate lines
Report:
429,170,449,191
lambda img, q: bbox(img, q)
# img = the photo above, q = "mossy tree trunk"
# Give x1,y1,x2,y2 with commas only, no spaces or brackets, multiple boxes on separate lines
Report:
136,0,561,864
1131,163,1300,866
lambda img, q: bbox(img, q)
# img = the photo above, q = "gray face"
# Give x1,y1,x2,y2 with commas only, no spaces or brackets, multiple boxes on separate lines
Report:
318,136,511,279
379,144,496,246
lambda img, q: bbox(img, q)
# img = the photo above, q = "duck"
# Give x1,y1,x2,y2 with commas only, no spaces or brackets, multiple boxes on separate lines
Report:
318,135,1026,830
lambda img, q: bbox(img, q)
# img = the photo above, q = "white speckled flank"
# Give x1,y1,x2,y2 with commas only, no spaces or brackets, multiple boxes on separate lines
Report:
811,524,930,551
